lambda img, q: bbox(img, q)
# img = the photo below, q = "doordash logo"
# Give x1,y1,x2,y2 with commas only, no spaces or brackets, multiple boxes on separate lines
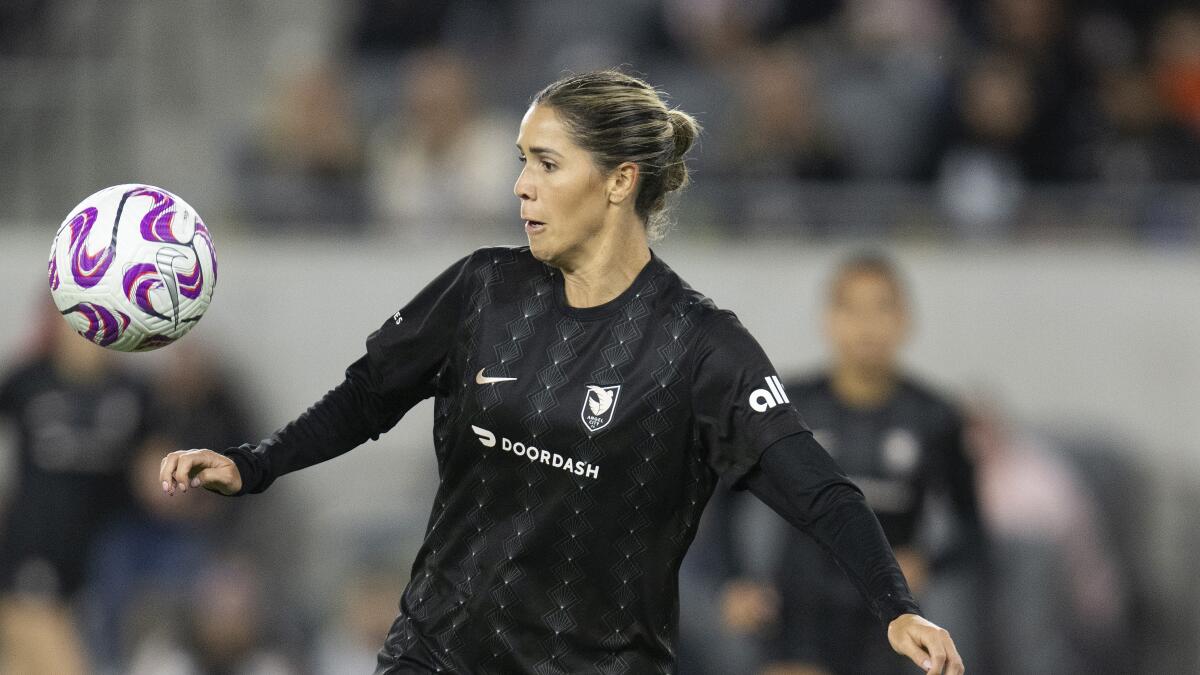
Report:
748,376,790,412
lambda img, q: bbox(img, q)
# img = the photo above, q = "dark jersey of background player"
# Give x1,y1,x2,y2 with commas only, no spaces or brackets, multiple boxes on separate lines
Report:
0,315,154,601
224,245,916,673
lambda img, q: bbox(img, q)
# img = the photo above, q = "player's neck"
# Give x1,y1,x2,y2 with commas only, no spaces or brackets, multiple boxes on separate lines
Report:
831,365,897,409
559,219,650,308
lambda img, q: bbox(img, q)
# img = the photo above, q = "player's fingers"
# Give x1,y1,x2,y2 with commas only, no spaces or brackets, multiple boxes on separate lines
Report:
892,632,931,672
171,451,207,493
925,640,948,673
160,452,183,495
944,637,964,674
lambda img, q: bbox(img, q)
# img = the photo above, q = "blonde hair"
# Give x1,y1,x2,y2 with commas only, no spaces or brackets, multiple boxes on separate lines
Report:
532,70,701,241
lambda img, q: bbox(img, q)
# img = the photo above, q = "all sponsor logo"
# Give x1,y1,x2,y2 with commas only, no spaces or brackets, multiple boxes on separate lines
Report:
580,384,621,432
748,375,790,412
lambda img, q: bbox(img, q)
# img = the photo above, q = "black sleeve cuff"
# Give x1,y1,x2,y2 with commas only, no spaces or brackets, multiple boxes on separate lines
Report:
220,443,267,495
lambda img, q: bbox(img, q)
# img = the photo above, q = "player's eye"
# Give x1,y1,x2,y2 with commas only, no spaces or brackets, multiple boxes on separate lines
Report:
541,160,556,172
517,154,527,164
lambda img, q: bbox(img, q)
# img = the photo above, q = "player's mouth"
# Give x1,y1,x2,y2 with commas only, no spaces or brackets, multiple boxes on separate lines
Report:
524,219,546,235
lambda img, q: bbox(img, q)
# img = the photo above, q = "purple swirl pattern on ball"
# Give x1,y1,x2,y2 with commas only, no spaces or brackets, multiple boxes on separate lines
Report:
66,207,116,289
194,217,218,284
122,263,167,319
130,187,187,244
130,187,213,299
176,258,203,299
48,253,60,291
71,302,130,347
132,334,177,352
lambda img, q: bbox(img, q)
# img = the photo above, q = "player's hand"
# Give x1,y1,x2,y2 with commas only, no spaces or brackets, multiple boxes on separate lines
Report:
719,579,778,634
159,449,242,496
887,613,963,674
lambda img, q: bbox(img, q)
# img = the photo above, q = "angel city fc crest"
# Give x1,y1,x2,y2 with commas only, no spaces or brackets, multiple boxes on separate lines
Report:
581,384,621,432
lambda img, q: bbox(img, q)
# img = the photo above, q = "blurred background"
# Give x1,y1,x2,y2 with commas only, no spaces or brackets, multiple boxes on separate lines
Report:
1,0,1198,673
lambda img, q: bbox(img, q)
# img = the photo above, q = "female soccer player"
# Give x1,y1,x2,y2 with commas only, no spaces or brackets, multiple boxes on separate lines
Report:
160,71,964,675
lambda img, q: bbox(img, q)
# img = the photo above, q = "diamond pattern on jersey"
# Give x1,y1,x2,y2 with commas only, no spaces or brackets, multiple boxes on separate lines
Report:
589,280,654,388
524,318,592,675
421,249,523,668
657,299,709,547
473,273,557,664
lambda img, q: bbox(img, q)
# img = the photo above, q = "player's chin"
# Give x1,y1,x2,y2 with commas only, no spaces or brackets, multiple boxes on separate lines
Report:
527,235,557,264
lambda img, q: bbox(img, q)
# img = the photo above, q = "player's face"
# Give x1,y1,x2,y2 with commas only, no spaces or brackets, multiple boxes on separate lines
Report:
826,271,909,373
514,104,612,267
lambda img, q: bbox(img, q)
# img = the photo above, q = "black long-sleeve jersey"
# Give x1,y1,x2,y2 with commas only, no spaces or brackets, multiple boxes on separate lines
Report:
224,247,917,674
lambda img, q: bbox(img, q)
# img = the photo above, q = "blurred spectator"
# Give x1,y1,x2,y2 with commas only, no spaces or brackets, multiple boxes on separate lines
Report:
84,438,227,673
126,553,296,675
511,0,656,80
648,0,841,64
966,396,1129,674
976,0,1088,180
366,47,516,235
652,0,770,64
348,0,457,57
936,53,1036,239
726,43,846,181
1150,7,1200,138
233,59,368,232
819,0,960,180
83,341,260,672
153,340,260,453
1080,64,1200,182
0,303,156,674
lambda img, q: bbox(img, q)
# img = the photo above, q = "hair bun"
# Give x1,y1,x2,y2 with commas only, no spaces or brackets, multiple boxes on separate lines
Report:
665,110,700,193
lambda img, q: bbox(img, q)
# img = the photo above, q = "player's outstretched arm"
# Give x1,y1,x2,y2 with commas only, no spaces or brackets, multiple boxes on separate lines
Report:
887,613,964,674
160,449,242,496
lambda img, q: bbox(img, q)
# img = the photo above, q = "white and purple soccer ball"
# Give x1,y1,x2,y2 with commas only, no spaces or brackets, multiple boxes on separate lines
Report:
48,184,217,351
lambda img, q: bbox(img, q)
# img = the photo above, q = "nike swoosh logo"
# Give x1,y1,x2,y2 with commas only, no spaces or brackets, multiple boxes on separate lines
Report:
476,368,517,385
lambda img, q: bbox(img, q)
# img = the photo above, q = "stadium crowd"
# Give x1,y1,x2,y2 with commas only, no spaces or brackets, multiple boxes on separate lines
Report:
2,0,1200,241
0,0,1196,673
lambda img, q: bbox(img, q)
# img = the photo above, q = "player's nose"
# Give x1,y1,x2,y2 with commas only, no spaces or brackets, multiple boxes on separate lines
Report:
514,166,535,201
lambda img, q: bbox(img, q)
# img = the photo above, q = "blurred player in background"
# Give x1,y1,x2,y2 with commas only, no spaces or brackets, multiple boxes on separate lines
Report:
0,301,156,674
760,254,986,674
159,71,963,674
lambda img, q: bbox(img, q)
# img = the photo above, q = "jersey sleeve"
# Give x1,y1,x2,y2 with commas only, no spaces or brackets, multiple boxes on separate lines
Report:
223,251,480,493
746,432,922,624
690,311,809,484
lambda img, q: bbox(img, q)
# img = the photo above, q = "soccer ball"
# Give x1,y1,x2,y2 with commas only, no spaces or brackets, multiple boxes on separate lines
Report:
47,184,217,352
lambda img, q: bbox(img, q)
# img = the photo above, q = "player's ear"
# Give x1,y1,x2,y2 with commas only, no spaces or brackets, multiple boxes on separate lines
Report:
606,162,639,206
